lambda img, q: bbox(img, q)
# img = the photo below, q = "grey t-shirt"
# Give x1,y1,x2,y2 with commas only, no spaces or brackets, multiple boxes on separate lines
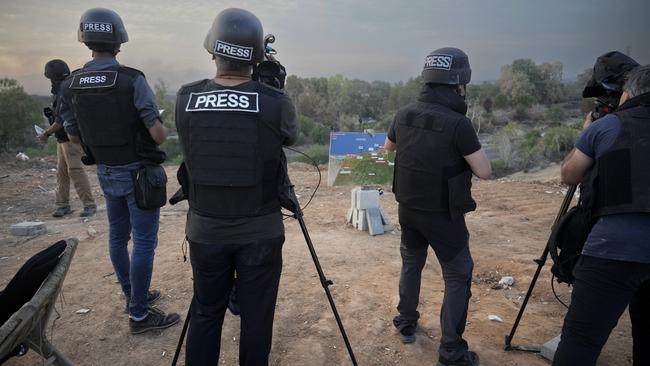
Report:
575,113,650,264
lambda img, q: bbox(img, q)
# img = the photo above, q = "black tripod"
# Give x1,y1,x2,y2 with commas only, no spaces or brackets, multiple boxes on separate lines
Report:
504,185,577,352
172,185,358,366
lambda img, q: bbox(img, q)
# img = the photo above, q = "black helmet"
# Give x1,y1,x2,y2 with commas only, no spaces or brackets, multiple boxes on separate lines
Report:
204,8,264,65
78,8,128,46
421,47,472,85
582,51,639,98
44,59,70,81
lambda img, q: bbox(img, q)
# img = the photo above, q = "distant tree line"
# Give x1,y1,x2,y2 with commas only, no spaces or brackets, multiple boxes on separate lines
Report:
0,58,593,160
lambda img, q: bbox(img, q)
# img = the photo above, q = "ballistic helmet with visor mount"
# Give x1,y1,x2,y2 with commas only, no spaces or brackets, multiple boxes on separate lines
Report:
422,47,472,85
204,8,264,65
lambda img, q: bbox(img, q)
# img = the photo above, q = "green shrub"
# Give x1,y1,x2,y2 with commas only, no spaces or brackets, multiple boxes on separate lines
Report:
288,144,329,165
24,138,58,159
538,125,580,160
545,105,566,122
161,137,183,165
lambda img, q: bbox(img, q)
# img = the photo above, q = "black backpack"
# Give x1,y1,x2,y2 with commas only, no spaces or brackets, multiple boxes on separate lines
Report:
548,172,597,284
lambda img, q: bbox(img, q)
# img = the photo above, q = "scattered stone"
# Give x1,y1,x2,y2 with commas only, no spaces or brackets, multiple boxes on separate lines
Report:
10,221,46,236
76,308,91,314
498,276,515,288
541,335,561,361
87,227,97,238
487,314,503,322
15,152,29,161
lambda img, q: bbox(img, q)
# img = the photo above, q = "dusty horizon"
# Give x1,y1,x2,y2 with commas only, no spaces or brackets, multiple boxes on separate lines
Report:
1,0,649,95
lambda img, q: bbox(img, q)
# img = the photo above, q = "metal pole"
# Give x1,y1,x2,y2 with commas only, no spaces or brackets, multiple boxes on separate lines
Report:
504,185,577,352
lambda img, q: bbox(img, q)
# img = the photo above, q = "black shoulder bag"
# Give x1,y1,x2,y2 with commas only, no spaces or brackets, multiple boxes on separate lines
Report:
131,163,167,210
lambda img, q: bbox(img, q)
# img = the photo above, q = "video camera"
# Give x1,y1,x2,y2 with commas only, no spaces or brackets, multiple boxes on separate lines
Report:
582,51,639,120
253,34,287,89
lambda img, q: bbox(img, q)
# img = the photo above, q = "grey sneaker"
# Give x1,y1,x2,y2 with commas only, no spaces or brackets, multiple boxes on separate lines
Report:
437,351,480,366
124,290,162,313
80,206,96,217
129,307,181,335
52,206,73,217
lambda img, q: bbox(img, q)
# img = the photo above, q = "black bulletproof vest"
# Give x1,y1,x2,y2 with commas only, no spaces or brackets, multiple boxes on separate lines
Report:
67,65,161,165
393,99,475,219
594,100,650,217
176,79,284,218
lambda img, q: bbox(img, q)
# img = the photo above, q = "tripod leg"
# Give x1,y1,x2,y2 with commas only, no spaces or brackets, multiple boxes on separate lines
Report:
172,304,192,366
504,185,577,351
297,215,358,366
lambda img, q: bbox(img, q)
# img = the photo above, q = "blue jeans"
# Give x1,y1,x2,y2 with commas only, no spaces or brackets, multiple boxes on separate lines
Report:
96,163,160,319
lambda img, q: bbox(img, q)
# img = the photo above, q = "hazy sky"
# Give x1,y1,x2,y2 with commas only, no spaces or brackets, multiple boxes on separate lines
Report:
1,0,649,95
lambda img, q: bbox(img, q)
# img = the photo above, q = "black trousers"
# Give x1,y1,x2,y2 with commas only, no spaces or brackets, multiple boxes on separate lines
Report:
185,236,284,366
553,255,650,366
395,205,474,361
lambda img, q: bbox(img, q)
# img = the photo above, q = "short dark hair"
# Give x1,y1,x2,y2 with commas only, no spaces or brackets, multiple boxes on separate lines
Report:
215,56,252,75
624,65,650,98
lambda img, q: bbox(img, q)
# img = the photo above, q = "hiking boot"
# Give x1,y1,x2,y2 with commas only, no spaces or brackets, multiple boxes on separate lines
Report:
437,351,480,366
80,206,96,217
124,290,162,313
129,307,180,335
52,206,72,217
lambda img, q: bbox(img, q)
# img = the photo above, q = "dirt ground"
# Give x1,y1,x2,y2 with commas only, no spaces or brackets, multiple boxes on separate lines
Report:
0,157,633,366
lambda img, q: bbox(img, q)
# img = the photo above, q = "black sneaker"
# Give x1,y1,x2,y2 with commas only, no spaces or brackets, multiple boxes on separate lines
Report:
124,290,162,313
398,325,416,344
52,206,73,217
129,307,181,335
80,206,96,217
437,351,480,366
393,316,416,344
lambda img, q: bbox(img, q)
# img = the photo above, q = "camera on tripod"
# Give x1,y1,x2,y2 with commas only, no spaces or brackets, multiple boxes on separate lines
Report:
582,51,639,120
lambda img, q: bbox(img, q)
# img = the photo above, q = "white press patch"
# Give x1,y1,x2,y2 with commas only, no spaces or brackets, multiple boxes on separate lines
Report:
69,71,118,89
82,22,113,33
186,90,259,113
214,40,253,61
424,54,453,70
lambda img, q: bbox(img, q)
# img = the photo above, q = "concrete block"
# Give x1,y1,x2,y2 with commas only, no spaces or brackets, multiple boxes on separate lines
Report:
356,189,380,209
346,208,354,224
366,208,384,236
540,335,561,361
355,209,368,231
11,221,47,236
351,188,360,208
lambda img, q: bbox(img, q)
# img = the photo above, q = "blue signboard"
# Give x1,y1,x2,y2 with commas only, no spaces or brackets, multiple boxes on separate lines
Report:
329,132,386,157
327,131,394,186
